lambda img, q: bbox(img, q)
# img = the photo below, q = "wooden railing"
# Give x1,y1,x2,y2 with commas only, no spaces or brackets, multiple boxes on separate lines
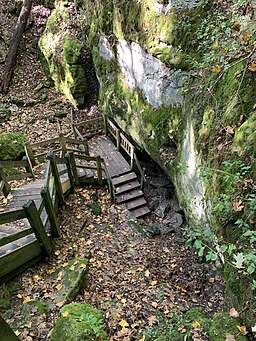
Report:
0,147,107,284
0,157,34,197
71,115,106,139
25,134,89,166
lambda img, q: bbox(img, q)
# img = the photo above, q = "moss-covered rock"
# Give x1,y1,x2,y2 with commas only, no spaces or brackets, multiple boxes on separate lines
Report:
49,258,89,306
50,303,108,341
209,312,247,341
39,1,88,107
0,132,27,161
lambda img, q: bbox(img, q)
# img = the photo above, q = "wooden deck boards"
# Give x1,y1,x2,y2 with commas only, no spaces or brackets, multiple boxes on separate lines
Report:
89,136,130,177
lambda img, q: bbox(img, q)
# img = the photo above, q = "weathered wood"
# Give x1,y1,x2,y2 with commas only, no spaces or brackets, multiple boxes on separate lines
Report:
112,172,137,186
0,209,27,225
23,200,52,256
115,188,144,204
0,241,42,278
59,133,67,157
129,206,150,218
68,152,79,185
115,181,140,195
24,142,36,166
0,166,10,197
0,316,19,340
48,153,64,203
41,187,60,238
65,152,75,191
0,228,33,247
96,156,103,185
0,0,33,93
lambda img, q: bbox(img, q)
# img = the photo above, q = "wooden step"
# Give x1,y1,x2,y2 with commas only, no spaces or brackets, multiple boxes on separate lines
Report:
112,172,137,186
125,197,147,210
115,181,140,195
130,206,150,218
116,189,144,204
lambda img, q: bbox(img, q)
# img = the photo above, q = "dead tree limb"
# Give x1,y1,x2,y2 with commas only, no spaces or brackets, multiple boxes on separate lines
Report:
0,0,33,94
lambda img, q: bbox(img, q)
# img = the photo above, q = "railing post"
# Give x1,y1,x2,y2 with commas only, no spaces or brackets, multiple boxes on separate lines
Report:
41,187,61,238
24,142,36,166
0,316,19,340
22,156,35,180
103,115,108,135
48,152,65,203
65,152,75,192
59,133,67,157
116,129,121,151
96,156,103,185
0,166,10,197
68,152,79,185
130,145,135,169
82,138,89,155
23,200,53,256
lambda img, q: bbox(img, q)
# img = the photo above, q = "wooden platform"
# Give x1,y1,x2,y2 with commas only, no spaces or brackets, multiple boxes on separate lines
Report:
88,136,150,218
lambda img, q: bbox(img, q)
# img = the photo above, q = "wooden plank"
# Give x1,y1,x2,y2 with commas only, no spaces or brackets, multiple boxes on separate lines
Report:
41,187,60,238
125,197,147,210
0,240,42,278
116,189,144,203
0,160,28,167
0,228,33,247
0,209,27,225
0,316,19,340
6,172,32,181
23,200,53,256
129,206,150,218
112,172,137,186
115,181,140,195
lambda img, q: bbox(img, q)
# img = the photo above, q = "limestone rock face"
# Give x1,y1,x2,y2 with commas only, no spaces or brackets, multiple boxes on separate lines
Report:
39,2,88,107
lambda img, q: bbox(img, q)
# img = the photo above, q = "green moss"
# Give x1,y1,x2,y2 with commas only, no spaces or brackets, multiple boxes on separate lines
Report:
50,303,108,341
0,132,27,161
39,2,88,107
209,312,247,341
0,285,11,310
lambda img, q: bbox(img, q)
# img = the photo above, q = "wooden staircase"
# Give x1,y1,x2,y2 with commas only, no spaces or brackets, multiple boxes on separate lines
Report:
112,171,150,218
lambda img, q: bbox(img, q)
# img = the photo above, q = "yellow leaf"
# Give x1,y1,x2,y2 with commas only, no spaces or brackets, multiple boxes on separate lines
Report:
14,330,21,336
62,311,69,318
62,262,69,268
139,336,145,341
79,263,87,269
150,281,157,286
248,62,256,72
33,274,40,282
17,294,23,299
121,298,127,305
145,269,150,278
251,325,256,332
23,296,30,303
55,250,60,256
151,302,158,308
212,64,221,72
192,321,201,331
69,265,75,271
119,320,129,328
116,294,122,300
237,325,248,335
57,272,63,281
56,284,63,291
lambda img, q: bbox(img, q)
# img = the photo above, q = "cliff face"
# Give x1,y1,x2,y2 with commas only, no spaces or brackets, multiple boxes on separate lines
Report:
79,0,256,320
41,0,256,322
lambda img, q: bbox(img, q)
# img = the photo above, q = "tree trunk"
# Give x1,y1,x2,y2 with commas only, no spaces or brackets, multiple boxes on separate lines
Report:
0,0,33,94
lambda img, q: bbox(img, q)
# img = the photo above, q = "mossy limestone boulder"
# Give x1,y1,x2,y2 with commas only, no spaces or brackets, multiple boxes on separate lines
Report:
39,2,88,107
50,303,108,341
0,132,27,161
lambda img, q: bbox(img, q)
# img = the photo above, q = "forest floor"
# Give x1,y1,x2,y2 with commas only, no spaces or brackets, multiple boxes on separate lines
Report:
0,0,225,340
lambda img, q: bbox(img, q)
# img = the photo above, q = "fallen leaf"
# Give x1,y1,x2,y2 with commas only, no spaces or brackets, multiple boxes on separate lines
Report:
15,330,21,336
55,250,60,256
236,325,248,335
23,296,31,303
147,315,158,326
178,326,186,333
225,334,236,341
33,274,40,282
232,200,244,212
62,311,69,318
56,284,63,291
119,320,129,328
212,64,221,72
229,307,239,318
79,263,87,269
56,301,65,308
248,63,256,72
252,325,256,332
69,265,75,271
145,269,150,278
151,302,158,308
192,321,201,331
